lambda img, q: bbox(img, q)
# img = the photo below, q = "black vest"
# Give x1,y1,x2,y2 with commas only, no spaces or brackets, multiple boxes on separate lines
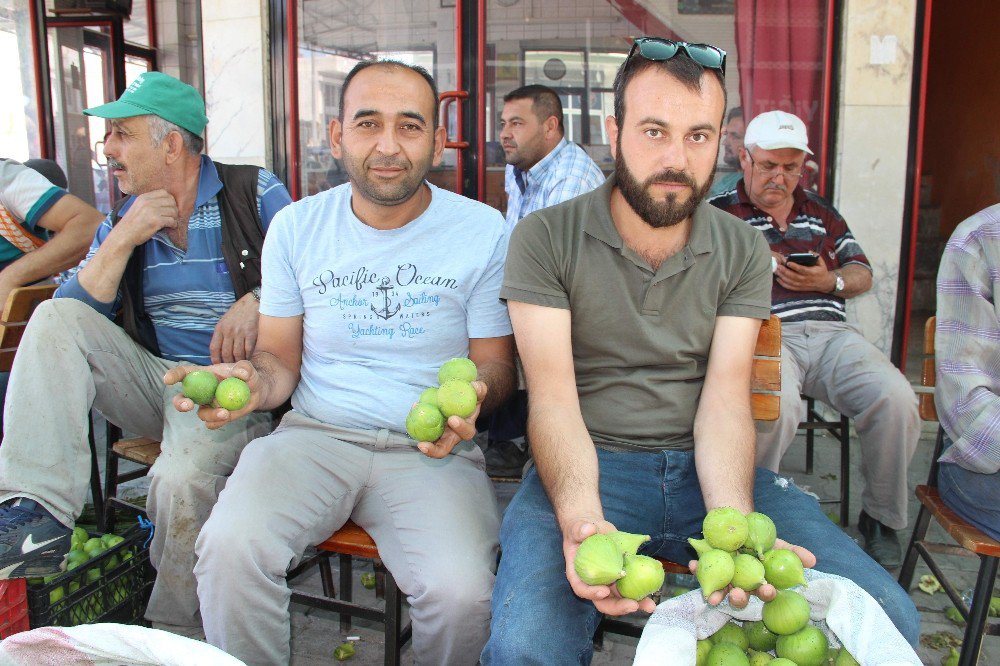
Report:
111,162,265,357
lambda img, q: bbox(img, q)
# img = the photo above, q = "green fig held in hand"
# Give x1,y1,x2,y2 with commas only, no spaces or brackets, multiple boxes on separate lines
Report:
731,552,767,592
688,537,714,557
745,511,777,558
616,553,664,600
702,507,749,552
574,533,625,585
609,530,651,556
762,548,807,589
695,548,735,599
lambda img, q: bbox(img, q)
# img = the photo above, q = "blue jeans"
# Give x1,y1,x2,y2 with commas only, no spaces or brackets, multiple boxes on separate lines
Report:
481,448,919,665
938,461,1000,542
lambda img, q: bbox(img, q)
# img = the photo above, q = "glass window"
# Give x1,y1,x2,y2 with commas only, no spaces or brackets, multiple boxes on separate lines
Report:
0,0,42,159
485,1,831,215
294,0,459,198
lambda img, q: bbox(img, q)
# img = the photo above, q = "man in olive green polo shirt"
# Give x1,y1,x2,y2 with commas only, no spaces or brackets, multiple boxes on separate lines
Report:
481,39,919,664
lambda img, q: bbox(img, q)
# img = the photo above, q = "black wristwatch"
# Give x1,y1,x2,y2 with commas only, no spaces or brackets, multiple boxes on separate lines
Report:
251,286,261,302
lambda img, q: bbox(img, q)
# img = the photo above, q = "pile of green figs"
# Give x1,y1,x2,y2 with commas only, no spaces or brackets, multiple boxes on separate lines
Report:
690,507,860,666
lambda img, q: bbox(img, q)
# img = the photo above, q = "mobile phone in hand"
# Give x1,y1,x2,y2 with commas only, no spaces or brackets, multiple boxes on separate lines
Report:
786,252,819,266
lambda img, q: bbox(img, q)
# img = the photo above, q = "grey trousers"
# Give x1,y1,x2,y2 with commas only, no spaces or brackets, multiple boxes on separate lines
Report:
195,411,501,666
0,298,270,628
755,320,919,530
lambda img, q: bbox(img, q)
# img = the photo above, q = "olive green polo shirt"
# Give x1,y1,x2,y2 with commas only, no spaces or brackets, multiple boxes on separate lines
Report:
500,174,772,451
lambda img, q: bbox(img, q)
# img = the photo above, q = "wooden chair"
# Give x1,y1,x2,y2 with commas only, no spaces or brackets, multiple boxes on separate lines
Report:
102,424,159,532
0,286,105,523
0,284,58,372
289,521,411,666
898,316,999,665
801,397,851,527
595,315,782,644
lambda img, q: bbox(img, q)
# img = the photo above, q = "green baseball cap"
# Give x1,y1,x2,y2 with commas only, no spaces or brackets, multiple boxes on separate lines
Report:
84,71,208,136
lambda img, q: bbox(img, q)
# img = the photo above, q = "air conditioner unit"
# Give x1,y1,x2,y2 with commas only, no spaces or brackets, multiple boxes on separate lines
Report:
53,0,133,18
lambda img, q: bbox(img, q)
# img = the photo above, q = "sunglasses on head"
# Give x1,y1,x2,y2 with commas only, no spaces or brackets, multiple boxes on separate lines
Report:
627,37,727,76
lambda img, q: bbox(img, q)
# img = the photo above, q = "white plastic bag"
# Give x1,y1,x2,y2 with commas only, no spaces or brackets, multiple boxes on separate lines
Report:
0,623,245,666
633,570,920,665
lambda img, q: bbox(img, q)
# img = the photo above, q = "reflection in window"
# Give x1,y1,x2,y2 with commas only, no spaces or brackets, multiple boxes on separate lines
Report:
0,0,41,159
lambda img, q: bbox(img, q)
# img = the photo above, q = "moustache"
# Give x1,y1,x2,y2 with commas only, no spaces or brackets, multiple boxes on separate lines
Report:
107,159,125,171
763,182,788,193
368,159,408,170
645,169,696,189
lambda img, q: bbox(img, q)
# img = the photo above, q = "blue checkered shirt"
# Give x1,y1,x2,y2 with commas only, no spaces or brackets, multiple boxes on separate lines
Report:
504,138,605,227
936,204,1000,473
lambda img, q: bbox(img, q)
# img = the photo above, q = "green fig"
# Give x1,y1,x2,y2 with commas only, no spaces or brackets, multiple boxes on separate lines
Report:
689,537,714,557
762,590,811,635
696,548,735,599
711,621,749,650
775,624,829,666
762,548,807,589
731,553,767,592
573,533,625,585
706,643,750,665
745,512,777,558
702,507,749,552
748,649,774,666
834,647,860,666
744,620,779,652
616,553,665,600
609,530,651,556
695,638,713,666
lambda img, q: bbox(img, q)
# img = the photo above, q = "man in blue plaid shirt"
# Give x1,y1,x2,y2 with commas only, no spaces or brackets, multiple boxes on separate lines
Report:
490,85,605,477
499,85,605,229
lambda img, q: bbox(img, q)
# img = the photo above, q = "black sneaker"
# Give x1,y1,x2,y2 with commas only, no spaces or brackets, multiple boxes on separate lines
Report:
858,510,902,569
484,440,531,479
0,498,72,579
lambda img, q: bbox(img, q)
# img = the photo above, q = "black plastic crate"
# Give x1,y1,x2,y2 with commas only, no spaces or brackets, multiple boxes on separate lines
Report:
27,524,153,628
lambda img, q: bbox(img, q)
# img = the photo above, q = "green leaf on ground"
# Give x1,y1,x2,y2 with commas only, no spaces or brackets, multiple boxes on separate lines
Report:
919,631,962,650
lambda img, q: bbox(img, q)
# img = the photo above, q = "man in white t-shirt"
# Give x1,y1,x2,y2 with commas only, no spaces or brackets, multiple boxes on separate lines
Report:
169,61,517,664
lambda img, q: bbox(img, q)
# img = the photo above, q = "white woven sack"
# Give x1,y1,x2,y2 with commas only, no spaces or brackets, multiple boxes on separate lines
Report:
0,623,246,666
633,569,920,665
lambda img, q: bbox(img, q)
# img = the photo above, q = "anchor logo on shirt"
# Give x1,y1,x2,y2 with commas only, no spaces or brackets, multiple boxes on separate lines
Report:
371,278,400,320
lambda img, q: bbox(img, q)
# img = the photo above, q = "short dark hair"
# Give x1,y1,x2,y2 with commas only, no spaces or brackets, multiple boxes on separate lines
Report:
726,106,743,124
503,84,564,134
612,51,726,127
339,60,440,129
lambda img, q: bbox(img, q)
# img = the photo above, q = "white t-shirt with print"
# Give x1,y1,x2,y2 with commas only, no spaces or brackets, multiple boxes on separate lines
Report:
260,181,512,432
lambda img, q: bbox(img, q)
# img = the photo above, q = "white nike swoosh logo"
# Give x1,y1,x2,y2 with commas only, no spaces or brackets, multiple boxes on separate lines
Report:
0,562,21,578
21,534,61,554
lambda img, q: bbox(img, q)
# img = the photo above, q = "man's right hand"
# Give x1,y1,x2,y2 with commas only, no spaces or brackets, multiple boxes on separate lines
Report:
110,190,179,247
164,360,266,430
562,517,657,616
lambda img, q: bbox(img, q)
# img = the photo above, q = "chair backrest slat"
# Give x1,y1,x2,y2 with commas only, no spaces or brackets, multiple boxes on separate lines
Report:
751,315,781,422
920,316,937,422
0,284,57,373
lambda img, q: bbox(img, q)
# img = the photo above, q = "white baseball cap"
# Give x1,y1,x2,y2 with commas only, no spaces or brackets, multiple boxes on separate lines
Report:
743,110,813,155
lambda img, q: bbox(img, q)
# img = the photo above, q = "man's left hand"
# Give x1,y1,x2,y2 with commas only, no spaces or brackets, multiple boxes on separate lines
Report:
688,538,816,608
775,258,836,293
210,292,260,364
417,381,487,459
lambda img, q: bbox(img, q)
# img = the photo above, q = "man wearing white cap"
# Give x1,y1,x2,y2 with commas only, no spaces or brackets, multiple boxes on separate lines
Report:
711,110,919,569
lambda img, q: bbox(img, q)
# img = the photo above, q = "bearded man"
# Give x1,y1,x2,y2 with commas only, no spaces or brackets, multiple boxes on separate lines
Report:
481,39,918,665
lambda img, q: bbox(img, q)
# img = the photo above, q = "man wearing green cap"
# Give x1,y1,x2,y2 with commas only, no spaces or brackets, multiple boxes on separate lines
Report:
0,71,292,637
